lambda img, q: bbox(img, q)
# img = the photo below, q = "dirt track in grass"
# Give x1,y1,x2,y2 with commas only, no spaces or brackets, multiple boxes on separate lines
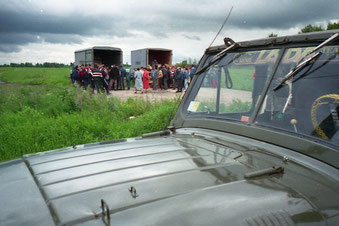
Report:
107,88,183,101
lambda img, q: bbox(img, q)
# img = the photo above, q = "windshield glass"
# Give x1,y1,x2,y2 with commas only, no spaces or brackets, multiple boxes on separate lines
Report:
186,49,280,120
185,45,339,147
256,45,339,145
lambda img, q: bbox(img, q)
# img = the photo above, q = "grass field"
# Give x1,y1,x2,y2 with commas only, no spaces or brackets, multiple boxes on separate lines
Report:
0,67,175,162
0,67,71,87
221,66,255,91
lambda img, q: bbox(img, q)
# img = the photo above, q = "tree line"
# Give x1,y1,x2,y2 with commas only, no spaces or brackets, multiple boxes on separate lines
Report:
0,62,71,67
300,21,339,33
269,21,339,37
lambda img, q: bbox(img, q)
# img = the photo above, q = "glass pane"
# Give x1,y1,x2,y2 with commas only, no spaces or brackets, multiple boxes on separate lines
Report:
189,66,218,113
187,49,280,122
219,65,254,114
256,46,339,145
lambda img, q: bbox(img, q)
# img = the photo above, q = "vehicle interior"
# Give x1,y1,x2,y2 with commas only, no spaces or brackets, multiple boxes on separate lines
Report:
257,53,339,142
93,49,121,66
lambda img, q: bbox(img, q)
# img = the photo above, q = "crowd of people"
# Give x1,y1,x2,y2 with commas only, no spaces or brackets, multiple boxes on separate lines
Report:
70,61,196,94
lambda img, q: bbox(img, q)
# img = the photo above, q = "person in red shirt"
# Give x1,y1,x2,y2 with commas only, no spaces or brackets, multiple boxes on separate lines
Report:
83,65,92,90
142,67,150,93
79,65,87,87
92,64,104,93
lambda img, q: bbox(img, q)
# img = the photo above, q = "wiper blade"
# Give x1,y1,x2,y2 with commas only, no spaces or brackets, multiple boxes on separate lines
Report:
273,32,339,91
195,41,238,75
307,32,339,57
273,52,322,91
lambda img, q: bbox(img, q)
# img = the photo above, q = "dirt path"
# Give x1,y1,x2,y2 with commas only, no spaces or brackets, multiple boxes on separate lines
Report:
107,88,182,101
0,77,251,105
196,87,252,105
106,87,252,105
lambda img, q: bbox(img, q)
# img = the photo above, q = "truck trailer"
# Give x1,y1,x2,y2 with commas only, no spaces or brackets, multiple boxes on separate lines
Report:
131,48,172,69
74,46,122,66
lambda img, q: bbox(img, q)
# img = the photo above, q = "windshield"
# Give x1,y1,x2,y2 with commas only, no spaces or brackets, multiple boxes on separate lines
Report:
256,45,339,145
186,48,280,119
184,45,339,147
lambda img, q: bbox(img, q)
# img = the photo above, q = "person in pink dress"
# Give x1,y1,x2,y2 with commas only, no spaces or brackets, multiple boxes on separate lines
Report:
142,67,150,93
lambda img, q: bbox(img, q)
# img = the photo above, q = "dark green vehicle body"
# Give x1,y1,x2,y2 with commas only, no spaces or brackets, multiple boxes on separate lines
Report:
1,30,339,225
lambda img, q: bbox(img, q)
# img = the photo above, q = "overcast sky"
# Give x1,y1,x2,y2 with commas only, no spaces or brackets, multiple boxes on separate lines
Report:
0,0,338,64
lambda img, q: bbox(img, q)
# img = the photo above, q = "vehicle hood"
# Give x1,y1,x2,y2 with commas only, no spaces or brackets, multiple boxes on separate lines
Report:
1,128,338,225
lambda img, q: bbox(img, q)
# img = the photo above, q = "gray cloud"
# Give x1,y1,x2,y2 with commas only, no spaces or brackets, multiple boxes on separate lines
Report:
0,0,338,54
0,6,130,52
117,0,338,36
0,45,21,53
0,10,91,35
228,1,339,29
182,35,201,41
0,32,39,45
42,34,83,44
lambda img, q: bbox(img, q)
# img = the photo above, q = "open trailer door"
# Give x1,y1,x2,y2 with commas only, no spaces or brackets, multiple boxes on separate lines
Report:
131,48,172,69
75,46,122,66
148,48,172,67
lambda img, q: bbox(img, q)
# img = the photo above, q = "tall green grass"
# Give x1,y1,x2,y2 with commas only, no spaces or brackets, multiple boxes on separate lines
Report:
0,85,175,162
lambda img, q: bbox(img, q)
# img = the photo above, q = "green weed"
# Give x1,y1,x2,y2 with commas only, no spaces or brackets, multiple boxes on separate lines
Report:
0,84,175,162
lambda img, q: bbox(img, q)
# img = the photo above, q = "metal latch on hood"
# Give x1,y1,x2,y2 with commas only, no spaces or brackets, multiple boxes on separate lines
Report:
100,199,110,225
244,166,284,179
